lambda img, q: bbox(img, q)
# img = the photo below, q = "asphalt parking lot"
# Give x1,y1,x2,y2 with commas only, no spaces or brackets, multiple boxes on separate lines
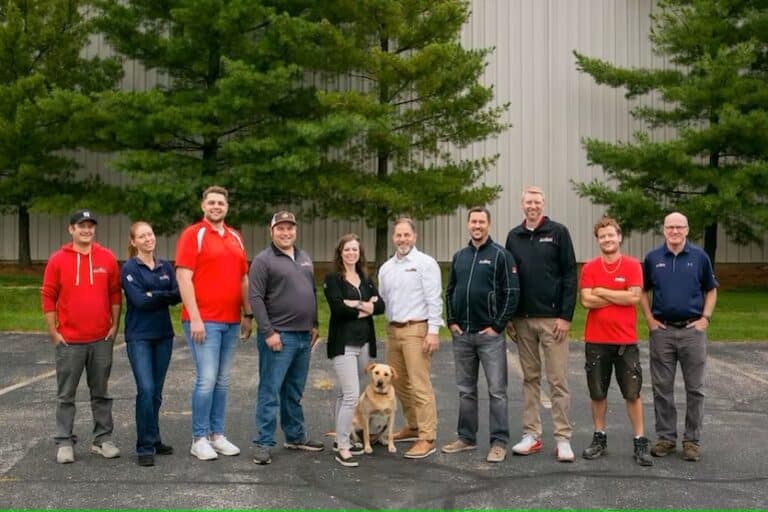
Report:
1,332,767,509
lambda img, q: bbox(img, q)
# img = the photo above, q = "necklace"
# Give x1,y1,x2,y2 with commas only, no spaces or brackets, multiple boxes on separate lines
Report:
601,255,622,274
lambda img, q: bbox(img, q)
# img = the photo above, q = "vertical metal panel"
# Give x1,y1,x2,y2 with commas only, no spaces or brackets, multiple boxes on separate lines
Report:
3,0,767,263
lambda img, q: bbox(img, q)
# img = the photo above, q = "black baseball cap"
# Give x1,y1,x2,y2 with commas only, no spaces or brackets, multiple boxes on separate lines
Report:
69,209,98,225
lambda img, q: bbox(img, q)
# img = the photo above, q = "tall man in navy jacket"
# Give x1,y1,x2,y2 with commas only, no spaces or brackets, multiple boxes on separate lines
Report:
442,206,519,463
505,186,578,462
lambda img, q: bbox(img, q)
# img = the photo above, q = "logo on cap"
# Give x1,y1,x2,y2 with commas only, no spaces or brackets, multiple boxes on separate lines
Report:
270,211,296,228
69,209,98,225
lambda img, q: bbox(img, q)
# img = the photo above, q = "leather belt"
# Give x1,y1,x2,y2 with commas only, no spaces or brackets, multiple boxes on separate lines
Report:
660,319,697,328
389,319,427,328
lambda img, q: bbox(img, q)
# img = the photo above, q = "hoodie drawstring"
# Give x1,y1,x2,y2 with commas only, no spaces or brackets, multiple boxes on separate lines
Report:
74,252,94,286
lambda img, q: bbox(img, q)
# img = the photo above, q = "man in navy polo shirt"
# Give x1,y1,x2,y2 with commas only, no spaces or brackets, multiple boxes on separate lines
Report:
640,212,717,462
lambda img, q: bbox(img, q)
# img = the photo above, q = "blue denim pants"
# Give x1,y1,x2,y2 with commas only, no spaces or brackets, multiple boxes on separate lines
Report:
451,331,510,446
126,337,174,455
253,331,311,447
183,321,239,438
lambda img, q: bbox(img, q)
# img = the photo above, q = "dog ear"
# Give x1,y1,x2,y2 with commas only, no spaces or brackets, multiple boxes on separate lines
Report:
389,365,398,380
365,362,376,374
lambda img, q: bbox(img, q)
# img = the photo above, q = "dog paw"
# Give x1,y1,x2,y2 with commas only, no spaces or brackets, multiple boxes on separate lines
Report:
388,445,397,454
364,446,373,454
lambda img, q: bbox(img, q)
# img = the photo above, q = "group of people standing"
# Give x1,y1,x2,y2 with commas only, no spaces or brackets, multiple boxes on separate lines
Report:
40,184,717,470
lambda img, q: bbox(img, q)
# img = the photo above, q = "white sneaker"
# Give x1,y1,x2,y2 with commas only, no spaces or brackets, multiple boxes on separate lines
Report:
190,437,218,460
91,441,120,459
57,446,74,464
511,433,543,455
210,435,240,456
556,440,575,462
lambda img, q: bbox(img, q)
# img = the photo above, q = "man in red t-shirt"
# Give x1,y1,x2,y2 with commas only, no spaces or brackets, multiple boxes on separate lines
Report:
175,185,253,461
579,217,652,466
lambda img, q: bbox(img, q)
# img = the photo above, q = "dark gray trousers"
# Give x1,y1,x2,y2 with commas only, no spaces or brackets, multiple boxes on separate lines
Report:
54,338,114,446
649,326,707,443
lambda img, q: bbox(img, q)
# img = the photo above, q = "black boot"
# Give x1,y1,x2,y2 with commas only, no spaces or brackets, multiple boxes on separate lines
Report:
633,436,654,466
582,431,607,459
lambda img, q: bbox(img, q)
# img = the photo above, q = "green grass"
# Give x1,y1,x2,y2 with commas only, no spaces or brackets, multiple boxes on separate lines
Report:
4,272,766,341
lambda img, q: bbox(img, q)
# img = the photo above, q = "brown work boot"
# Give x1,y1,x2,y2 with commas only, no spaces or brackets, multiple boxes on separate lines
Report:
682,441,700,462
403,440,436,459
391,426,419,443
650,438,676,457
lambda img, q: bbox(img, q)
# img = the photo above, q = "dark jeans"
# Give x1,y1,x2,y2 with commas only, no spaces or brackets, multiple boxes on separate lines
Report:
253,331,311,447
54,338,114,446
126,337,173,455
451,331,509,446
649,326,707,443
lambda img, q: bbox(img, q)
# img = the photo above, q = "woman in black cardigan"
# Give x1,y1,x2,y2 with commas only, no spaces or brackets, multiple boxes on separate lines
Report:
323,233,385,467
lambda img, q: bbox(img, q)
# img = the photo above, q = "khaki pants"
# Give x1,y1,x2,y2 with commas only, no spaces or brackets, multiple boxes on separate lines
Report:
512,317,572,441
385,322,437,441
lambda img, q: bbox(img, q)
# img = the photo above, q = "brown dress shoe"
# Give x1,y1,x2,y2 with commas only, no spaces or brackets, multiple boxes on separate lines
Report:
391,426,419,443
650,438,676,457
403,440,436,459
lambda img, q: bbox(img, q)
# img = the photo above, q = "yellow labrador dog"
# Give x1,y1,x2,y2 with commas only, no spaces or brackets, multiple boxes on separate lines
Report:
352,363,398,454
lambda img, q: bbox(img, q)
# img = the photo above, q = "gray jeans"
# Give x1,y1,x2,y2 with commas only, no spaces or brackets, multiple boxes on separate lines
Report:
332,344,369,450
649,326,707,443
55,338,114,446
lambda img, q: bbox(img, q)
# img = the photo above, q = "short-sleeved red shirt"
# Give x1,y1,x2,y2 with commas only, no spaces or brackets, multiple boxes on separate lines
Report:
175,220,247,322
580,255,642,344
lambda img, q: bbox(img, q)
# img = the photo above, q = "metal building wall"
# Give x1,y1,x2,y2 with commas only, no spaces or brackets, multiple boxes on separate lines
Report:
2,0,766,263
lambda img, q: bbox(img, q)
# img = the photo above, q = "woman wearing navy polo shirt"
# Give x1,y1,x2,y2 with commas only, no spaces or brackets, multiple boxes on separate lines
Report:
121,221,181,466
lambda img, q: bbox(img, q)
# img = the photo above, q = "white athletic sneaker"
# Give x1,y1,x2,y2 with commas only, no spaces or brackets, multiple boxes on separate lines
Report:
57,446,74,464
210,435,240,456
190,437,218,460
511,433,543,455
555,440,575,462
91,441,121,459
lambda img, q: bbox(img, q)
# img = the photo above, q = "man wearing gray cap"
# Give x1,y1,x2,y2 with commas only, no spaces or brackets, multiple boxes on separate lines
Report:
249,211,323,465
41,209,122,464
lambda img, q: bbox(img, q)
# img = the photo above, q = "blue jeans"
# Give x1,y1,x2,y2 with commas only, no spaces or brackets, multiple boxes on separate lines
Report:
126,337,173,455
183,321,239,438
451,331,509,446
254,331,311,447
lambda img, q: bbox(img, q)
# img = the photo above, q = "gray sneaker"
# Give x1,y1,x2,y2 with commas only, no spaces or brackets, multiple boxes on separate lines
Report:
252,445,272,465
91,441,120,459
283,438,325,452
57,446,74,464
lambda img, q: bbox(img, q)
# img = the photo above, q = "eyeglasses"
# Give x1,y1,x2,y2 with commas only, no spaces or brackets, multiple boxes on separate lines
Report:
664,225,688,231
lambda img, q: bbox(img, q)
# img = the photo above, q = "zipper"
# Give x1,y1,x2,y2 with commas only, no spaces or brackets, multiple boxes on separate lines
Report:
465,246,479,331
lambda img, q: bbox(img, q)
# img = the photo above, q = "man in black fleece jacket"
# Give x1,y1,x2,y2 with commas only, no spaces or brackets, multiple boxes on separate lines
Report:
504,186,577,462
442,206,519,463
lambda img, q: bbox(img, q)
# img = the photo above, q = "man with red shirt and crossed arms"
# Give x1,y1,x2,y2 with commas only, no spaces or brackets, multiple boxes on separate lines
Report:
579,217,653,466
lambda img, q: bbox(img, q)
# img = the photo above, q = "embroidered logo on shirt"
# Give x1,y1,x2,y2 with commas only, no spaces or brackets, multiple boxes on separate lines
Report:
300,262,312,268
159,274,170,281
614,276,626,283
478,259,491,265
93,267,108,274
655,262,666,268
126,274,134,282
405,267,418,272
539,237,554,243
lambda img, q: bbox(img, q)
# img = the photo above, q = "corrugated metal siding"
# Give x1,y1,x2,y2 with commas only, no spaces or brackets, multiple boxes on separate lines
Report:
2,0,766,263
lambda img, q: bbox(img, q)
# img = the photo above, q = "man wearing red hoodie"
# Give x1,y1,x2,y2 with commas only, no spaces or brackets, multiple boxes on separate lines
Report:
41,209,122,464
